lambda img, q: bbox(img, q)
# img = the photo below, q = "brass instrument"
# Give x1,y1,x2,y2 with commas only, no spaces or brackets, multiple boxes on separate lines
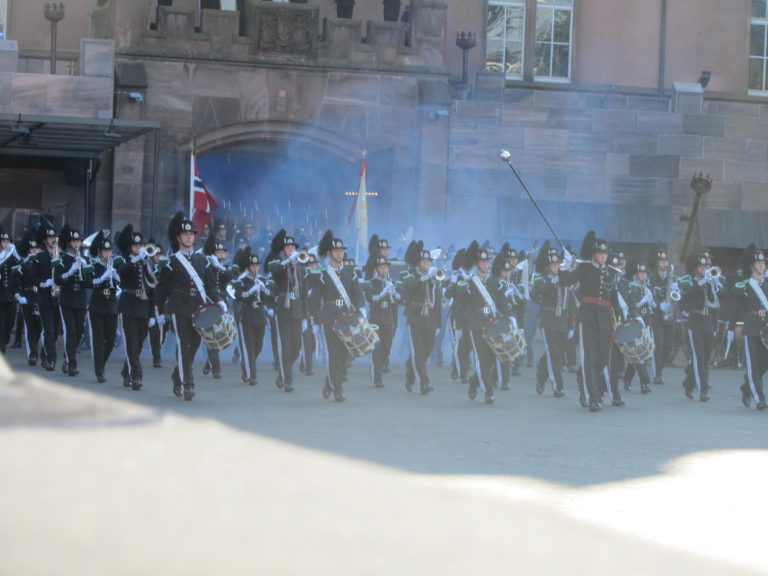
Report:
144,243,159,258
297,251,310,265
435,268,446,282
50,241,60,299
706,266,721,279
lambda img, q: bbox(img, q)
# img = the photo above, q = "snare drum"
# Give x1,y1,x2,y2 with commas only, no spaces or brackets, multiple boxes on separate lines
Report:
614,319,655,364
332,311,380,357
482,316,526,362
192,303,237,351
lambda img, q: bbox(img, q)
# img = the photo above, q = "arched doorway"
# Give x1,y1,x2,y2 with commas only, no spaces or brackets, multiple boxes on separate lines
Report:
188,122,395,253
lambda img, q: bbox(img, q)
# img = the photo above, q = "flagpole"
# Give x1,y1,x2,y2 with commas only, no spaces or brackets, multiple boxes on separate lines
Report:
189,149,195,218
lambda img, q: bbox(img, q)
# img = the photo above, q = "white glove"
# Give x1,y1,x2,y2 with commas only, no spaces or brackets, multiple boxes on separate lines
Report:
727,330,734,344
246,284,259,297
157,314,165,326
139,247,148,260
111,268,120,280
63,261,80,279
41,279,54,288
301,319,308,332
266,308,274,318
450,271,459,283
256,279,267,293
435,328,441,337
567,329,574,340
15,294,27,305
504,287,517,299
358,307,367,318
671,282,679,292
659,302,669,312
218,300,228,314
148,317,156,328
635,316,645,328
551,275,559,285
312,324,321,336
562,249,574,269
289,251,299,263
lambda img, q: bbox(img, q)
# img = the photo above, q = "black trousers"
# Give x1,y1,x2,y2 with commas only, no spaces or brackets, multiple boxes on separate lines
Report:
149,322,162,365
39,301,59,365
276,313,302,385
452,323,472,380
623,358,651,385
121,314,149,382
603,342,624,402
0,300,15,353
683,327,712,396
21,304,41,361
205,348,221,376
89,311,117,377
324,324,347,393
406,324,436,388
371,323,394,384
301,324,315,373
537,328,566,393
651,315,675,378
468,329,496,398
171,314,201,389
578,323,611,404
60,306,87,370
744,335,767,405
238,321,265,382
268,314,280,370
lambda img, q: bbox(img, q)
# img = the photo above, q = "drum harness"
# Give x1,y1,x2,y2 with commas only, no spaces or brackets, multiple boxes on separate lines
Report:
175,252,209,304
327,266,352,311
748,278,768,318
471,275,497,319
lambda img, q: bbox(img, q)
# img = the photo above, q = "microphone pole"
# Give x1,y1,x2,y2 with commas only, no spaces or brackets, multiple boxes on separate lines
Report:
499,149,568,254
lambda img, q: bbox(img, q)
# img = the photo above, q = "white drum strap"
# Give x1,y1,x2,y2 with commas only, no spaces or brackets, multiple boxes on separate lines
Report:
472,275,497,317
175,252,209,303
749,278,768,313
327,267,352,310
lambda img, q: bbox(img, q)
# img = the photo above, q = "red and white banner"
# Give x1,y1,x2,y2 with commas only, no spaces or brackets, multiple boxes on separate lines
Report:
190,153,217,232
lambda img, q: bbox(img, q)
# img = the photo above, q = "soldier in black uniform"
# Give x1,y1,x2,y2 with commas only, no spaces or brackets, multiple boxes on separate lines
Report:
156,212,225,401
599,250,627,406
402,241,442,396
460,241,498,404
146,241,166,369
310,230,364,402
87,231,119,383
530,242,569,398
201,235,233,380
15,232,42,366
54,225,92,377
116,225,153,391
30,221,60,371
365,255,399,388
266,230,307,393
232,246,271,386
502,244,527,376
445,248,471,383
732,244,768,410
679,250,722,402
299,252,320,377
559,231,617,412
0,228,21,354
622,262,655,395
648,245,677,384
487,253,522,391
367,234,397,375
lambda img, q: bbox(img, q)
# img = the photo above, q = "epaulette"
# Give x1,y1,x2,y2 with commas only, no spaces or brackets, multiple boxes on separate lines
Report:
229,264,240,276
52,257,63,269
11,264,21,276
267,259,281,273
155,256,168,269
26,254,37,264
735,279,749,289
455,280,471,294
357,279,371,291
677,274,692,288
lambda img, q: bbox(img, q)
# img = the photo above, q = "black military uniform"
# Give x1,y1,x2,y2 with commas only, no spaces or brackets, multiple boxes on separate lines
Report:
647,245,677,384
145,241,166,369
732,245,768,409
680,251,722,402
30,222,60,371
309,231,364,402
299,252,320,377
156,212,224,401
0,229,21,353
267,230,307,393
559,232,617,412
461,242,497,404
530,243,569,398
402,243,442,396
502,245,527,376
201,236,234,380
15,233,42,365
622,262,654,395
445,248,471,383
116,226,152,391
487,255,521,391
87,232,120,383
54,225,92,377
232,247,271,386
365,256,399,388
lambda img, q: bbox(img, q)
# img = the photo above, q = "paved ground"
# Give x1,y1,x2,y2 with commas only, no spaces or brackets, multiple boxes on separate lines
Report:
2,342,767,574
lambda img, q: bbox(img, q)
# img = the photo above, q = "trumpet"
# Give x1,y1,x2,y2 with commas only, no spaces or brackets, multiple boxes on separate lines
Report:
297,251,310,265
435,268,446,281
144,243,159,258
705,266,721,279
670,290,681,302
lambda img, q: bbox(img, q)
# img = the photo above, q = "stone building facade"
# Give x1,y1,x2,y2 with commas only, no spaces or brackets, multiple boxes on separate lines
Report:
1,0,767,258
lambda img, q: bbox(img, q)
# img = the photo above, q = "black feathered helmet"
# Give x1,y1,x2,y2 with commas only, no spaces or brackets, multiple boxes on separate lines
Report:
236,246,260,271
318,230,346,260
88,230,113,259
535,241,561,275
739,243,765,278
167,212,197,253
492,254,513,276
59,224,83,251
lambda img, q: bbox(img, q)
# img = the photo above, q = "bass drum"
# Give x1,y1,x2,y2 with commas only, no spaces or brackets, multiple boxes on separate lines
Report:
482,315,526,362
332,310,380,358
614,319,655,364
192,303,237,351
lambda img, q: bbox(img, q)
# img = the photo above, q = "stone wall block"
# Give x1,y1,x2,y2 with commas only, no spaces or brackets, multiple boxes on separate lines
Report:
592,109,637,132
659,134,703,157
628,155,679,179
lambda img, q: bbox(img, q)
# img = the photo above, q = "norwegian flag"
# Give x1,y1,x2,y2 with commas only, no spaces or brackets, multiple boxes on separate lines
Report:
190,153,217,232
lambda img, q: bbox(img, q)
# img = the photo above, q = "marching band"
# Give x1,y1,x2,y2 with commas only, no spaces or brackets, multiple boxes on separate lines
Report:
1,212,768,414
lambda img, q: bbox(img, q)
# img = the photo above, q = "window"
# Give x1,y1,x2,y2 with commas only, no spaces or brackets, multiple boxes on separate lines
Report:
750,0,768,92
485,0,573,82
